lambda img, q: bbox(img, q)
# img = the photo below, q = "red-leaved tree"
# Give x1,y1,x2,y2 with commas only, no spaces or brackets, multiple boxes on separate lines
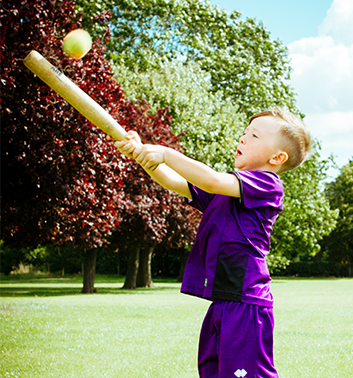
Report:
1,0,131,292
1,0,200,291
111,114,201,288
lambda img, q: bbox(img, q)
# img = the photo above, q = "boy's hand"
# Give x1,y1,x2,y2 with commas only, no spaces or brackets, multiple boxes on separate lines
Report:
107,130,141,158
107,131,161,171
134,145,166,172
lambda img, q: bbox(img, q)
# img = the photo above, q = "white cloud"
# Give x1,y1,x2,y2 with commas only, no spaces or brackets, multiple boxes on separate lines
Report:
289,36,353,114
305,111,353,164
318,0,353,46
287,0,353,171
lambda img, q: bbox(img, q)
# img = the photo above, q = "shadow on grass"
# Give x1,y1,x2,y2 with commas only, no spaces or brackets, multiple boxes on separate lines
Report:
1,276,345,298
0,274,182,297
0,286,84,297
0,283,181,298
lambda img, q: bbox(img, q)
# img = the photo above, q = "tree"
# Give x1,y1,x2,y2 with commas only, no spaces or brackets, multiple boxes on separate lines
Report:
107,114,201,289
108,16,337,272
114,62,338,274
0,241,49,276
77,0,298,118
1,0,201,292
267,147,339,273
1,0,129,292
113,58,245,172
76,0,335,272
321,160,353,276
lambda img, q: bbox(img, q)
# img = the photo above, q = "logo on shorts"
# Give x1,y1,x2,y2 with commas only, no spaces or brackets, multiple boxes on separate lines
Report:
234,369,247,377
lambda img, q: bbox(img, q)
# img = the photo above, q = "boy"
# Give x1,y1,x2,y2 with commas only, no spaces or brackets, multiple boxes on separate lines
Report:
112,107,311,378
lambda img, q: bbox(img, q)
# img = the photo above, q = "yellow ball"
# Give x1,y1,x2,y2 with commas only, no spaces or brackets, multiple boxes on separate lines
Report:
62,29,92,59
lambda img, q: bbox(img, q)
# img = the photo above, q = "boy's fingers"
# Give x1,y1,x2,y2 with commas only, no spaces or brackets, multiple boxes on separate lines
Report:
135,155,143,164
107,131,141,146
132,146,144,160
144,157,156,170
114,140,134,155
125,130,142,144
125,131,136,138
140,160,157,172
115,140,132,148
114,140,125,148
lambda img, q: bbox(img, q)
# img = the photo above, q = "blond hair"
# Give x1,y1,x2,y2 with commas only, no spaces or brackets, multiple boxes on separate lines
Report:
249,107,312,173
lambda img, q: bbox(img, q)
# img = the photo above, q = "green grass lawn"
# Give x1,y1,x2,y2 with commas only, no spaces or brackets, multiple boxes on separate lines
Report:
0,276,352,377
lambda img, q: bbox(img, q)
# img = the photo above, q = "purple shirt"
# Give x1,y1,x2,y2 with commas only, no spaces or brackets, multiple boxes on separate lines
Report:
181,170,284,307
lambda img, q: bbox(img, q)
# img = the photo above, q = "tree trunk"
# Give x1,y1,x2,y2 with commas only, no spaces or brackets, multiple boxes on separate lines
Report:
137,244,156,288
122,243,141,289
177,249,190,282
82,249,97,294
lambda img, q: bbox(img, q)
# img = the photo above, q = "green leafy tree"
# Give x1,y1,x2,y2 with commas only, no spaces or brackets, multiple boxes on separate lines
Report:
77,0,298,118
321,160,353,276
113,59,245,172
267,148,339,273
0,241,48,276
112,59,337,274
76,0,336,273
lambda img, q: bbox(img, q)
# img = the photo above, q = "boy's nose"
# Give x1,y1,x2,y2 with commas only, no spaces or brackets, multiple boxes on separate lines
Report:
239,135,246,144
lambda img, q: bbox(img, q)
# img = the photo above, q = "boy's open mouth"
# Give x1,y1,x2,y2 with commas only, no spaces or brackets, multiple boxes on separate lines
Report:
235,149,242,158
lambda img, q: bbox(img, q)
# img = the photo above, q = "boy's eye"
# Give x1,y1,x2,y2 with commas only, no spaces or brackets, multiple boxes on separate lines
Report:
252,133,258,138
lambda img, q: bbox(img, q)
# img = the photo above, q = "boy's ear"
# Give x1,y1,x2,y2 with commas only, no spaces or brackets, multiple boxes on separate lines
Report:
269,151,288,166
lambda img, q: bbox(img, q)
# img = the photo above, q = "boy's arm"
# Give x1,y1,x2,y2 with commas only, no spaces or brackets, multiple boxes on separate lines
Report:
112,134,191,198
134,144,241,198
144,164,192,199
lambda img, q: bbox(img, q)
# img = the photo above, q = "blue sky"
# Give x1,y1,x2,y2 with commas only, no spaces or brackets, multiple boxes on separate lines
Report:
209,0,353,179
209,0,333,45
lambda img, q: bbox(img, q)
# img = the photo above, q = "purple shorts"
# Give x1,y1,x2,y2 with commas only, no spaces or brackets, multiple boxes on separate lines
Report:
198,301,278,378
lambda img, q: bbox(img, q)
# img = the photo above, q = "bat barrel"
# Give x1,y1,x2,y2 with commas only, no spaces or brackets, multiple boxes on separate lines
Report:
23,50,127,141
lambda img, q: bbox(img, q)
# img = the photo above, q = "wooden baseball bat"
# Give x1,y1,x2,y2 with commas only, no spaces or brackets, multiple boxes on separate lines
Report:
23,50,127,140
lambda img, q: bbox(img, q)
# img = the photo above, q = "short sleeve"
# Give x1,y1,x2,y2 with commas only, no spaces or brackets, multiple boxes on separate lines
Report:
185,182,216,213
234,170,283,210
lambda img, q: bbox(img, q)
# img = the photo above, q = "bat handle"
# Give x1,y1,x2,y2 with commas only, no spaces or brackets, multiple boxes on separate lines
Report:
107,133,142,156
114,136,159,171
108,134,159,171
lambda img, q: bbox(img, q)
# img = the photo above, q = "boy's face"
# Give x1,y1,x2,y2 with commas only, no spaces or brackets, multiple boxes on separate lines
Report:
234,116,283,172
